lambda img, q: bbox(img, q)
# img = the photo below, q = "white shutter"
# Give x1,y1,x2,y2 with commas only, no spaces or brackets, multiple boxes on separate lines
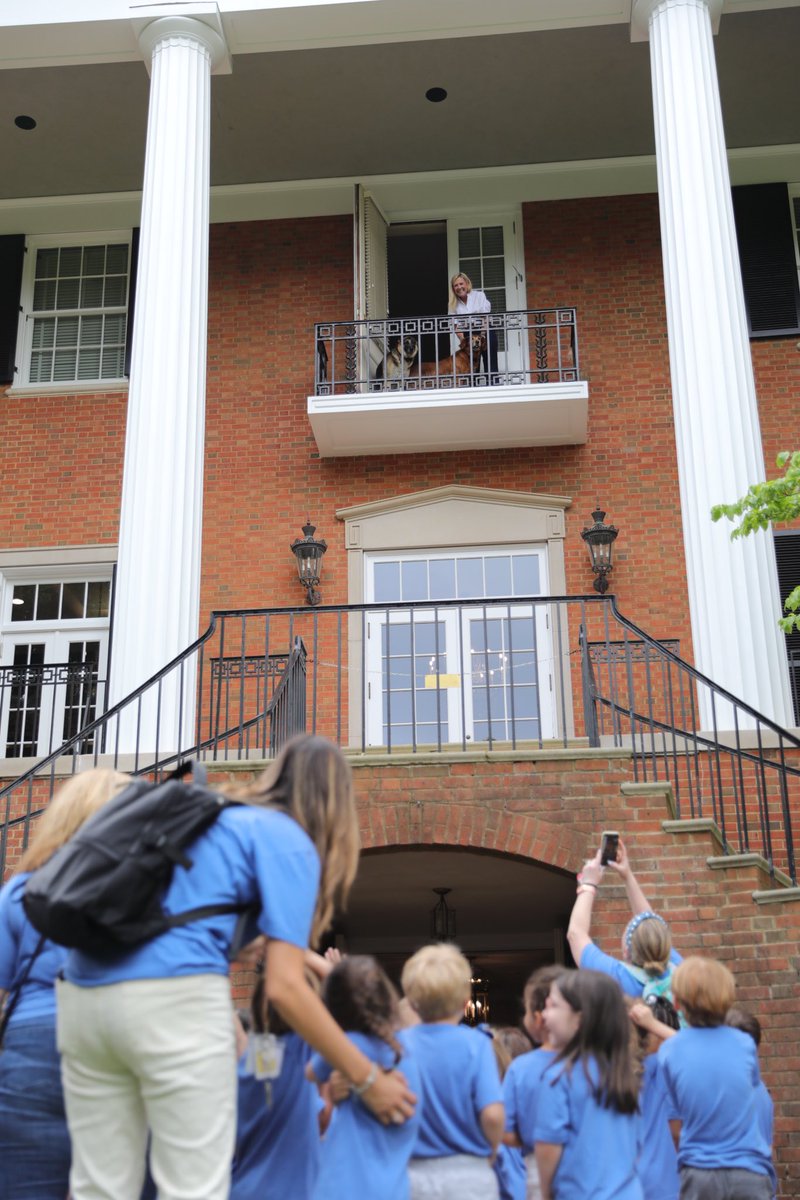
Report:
354,184,389,321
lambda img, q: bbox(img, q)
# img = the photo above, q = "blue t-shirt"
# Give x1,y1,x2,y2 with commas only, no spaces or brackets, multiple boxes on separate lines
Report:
231,1032,319,1200
638,1054,679,1200
310,1030,422,1200
64,807,320,986
659,1027,772,1176
533,1055,643,1200
494,1143,527,1200
403,1022,503,1159
580,942,682,999
504,1047,557,1154
0,872,68,1023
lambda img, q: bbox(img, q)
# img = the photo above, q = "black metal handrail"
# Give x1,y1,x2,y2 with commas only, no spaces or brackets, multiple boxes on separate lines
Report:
1,596,798,885
581,600,800,882
314,309,581,395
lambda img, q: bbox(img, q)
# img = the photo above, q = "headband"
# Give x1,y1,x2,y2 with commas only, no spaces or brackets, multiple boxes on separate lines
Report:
624,910,667,953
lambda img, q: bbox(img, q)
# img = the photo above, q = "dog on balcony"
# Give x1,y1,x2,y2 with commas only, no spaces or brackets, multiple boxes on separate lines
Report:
420,331,486,384
375,335,420,384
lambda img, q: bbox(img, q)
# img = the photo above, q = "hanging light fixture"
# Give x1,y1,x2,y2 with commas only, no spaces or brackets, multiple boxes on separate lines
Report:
290,520,327,606
430,887,456,941
580,508,619,594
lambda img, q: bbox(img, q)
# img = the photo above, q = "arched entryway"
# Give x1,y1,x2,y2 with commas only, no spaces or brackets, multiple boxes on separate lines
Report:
339,845,576,1025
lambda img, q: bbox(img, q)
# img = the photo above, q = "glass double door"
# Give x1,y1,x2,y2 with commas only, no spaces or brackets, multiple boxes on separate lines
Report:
365,549,554,748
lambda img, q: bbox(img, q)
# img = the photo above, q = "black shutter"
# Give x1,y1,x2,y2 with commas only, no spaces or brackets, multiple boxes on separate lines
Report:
0,235,25,384
774,531,800,725
732,183,800,338
124,227,140,378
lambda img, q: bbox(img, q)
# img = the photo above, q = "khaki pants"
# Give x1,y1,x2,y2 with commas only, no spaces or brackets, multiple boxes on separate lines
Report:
57,975,236,1200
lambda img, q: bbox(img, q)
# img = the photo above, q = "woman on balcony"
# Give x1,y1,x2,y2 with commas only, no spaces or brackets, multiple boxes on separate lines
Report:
566,837,682,1000
0,767,130,1200
449,272,499,382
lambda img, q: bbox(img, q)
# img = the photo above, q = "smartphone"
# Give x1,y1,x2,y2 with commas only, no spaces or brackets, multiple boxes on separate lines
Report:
600,830,619,866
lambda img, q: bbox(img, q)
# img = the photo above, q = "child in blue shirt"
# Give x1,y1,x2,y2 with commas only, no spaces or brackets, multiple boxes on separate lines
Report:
628,995,681,1200
533,969,643,1200
660,957,773,1199
400,943,505,1200
231,966,321,1199
307,955,422,1200
725,1007,777,1199
503,964,563,1200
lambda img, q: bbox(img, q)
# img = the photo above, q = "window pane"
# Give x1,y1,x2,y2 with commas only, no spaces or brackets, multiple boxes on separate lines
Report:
82,245,106,275
484,556,511,597
456,557,483,598
31,319,55,350
429,558,455,600
101,346,125,377
59,247,82,277
54,350,78,381
412,622,446,654
80,315,103,346
103,276,127,307
78,347,102,379
104,313,126,342
460,259,481,286
512,555,540,596
374,561,400,603
458,228,480,257
80,276,105,309
106,244,129,274
56,278,81,309
35,248,59,278
86,581,110,618
11,585,35,621
61,582,86,618
381,624,411,656
33,279,57,311
29,351,53,383
481,226,504,256
512,688,538,719
36,583,60,620
482,257,506,289
401,559,427,602
55,316,79,348
510,616,536,649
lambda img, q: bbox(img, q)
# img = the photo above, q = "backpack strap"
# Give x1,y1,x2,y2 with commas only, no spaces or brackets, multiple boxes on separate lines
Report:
163,902,250,930
0,932,47,1049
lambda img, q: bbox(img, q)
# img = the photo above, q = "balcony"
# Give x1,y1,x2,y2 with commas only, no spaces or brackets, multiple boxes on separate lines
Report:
308,309,588,457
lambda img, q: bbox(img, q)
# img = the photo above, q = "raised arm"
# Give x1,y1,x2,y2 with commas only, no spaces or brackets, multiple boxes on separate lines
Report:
606,839,651,915
566,849,604,964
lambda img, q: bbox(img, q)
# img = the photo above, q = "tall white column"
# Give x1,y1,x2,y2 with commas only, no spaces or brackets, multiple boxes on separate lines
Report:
111,15,229,754
632,0,794,729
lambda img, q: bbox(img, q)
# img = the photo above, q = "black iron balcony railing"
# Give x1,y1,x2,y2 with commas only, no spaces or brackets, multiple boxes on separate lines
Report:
314,309,580,395
1,598,798,885
0,660,106,760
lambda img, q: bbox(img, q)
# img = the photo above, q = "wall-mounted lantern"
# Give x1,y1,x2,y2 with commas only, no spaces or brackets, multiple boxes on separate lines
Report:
580,508,618,594
290,521,327,606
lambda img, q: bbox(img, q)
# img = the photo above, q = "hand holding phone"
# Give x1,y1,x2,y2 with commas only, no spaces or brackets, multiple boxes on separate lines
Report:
600,830,619,866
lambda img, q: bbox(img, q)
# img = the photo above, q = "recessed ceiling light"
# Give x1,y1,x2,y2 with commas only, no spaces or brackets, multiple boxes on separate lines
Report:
425,88,447,104
15,115,37,131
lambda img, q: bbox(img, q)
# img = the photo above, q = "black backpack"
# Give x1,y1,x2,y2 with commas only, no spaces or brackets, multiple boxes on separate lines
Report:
23,774,250,958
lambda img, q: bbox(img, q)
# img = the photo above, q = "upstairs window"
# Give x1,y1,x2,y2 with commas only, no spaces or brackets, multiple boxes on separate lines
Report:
17,235,131,387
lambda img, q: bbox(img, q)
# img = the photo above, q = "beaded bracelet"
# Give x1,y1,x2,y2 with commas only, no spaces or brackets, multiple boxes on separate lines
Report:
352,1062,378,1096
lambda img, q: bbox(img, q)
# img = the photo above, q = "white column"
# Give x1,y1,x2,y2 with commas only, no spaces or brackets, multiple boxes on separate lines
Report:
111,15,229,754
632,0,794,729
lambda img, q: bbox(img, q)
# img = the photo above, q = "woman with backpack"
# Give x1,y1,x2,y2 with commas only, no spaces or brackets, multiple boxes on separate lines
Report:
566,837,682,1000
55,735,416,1200
0,767,130,1200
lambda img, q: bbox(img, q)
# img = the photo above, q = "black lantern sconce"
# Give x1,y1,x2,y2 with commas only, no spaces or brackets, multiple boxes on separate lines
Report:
430,887,456,941
580,508,619,594
290,521,327,606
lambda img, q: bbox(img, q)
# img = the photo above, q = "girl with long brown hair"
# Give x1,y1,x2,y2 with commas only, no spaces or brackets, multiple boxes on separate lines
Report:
57,736,415,1200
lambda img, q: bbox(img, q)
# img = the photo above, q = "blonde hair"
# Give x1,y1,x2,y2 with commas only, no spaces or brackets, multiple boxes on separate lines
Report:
628,916,672,974
672,956,735,1027
401,943,472,1021
228,735,359,945
17,768,131,872
448,272,473,313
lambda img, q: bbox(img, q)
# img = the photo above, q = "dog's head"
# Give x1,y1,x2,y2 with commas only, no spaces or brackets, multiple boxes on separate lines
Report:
457,331,486,357
400,335,418,361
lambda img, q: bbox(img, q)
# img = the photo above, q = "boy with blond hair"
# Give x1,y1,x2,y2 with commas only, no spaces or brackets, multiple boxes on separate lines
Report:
401,943,504,1200
659,956,773,1200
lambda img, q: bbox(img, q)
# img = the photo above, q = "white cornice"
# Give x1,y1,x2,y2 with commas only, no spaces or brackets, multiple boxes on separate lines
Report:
0,143,798,235
336,485,573,522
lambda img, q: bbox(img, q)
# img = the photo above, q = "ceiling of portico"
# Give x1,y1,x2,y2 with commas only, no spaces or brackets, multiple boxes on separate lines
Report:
1,8,799,205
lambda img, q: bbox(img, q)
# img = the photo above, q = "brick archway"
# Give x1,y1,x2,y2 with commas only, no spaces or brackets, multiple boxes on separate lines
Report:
358,798,586,875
